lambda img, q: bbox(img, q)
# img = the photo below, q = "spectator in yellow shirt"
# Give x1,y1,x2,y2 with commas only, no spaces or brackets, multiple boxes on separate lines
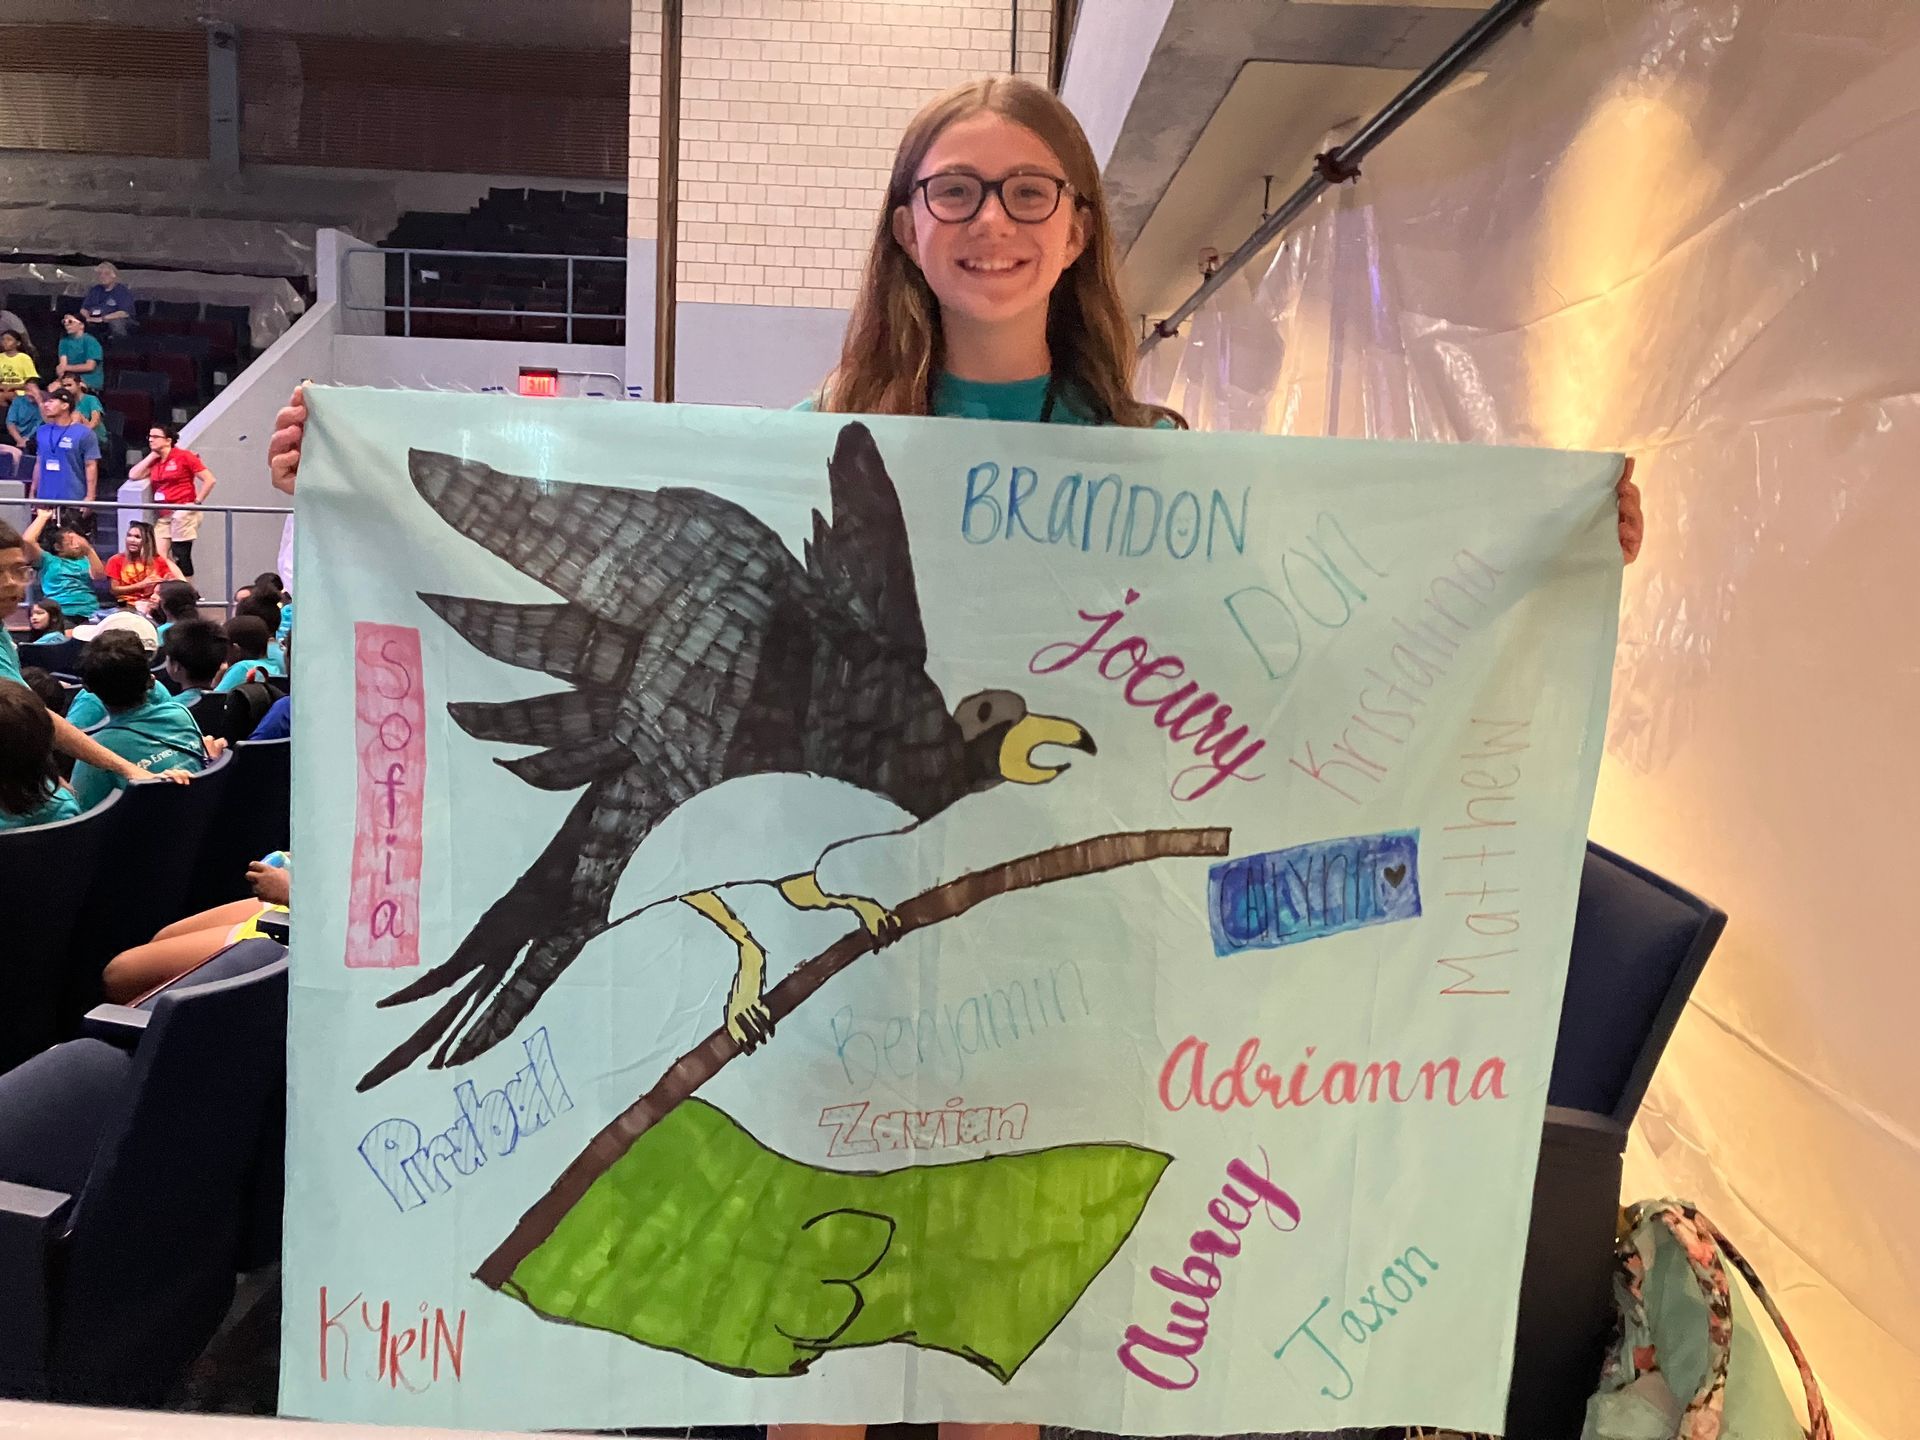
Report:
0,330,37,388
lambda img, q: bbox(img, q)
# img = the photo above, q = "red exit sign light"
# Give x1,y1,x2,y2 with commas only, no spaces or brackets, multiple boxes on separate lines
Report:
518,367,560,397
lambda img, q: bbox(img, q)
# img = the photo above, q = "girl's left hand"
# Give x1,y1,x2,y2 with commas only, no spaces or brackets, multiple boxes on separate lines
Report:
1617,458,1643,564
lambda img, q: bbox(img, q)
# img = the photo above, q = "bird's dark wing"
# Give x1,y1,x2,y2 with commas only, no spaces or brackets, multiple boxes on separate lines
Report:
419,595,637,690
409,449,796,633
803,421,927,661
368,454,818,1083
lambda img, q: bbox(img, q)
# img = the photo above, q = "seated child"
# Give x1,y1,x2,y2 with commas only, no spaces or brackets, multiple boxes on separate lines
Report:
67,630,213,809
0,677,84,830
161,617,228,711
213,614,280,692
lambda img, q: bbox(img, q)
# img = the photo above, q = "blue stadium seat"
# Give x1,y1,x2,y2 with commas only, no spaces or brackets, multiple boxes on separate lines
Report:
65,752,234,999
184,738,291,915
0,788,123,1075
0,958,288,1403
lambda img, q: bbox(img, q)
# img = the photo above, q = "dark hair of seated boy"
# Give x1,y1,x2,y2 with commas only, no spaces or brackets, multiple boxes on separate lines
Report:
164,618,227,697
233,592,282,637
78,629,157,712
225,614,272,663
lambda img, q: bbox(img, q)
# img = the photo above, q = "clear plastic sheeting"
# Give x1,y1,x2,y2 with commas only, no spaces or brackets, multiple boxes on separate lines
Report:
1135,4,1920,1436
0,262,302,350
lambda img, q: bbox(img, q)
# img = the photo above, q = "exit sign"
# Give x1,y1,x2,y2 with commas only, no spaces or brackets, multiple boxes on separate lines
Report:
518,367,560,397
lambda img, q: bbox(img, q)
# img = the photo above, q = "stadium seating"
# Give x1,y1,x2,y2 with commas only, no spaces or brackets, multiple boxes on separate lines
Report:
380,186,626,344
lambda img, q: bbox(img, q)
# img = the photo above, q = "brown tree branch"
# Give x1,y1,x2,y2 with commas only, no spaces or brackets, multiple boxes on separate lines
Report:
475,825,1230,1290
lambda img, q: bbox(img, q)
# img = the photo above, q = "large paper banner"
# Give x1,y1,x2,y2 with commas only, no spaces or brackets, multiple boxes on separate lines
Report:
283,389,1621,1434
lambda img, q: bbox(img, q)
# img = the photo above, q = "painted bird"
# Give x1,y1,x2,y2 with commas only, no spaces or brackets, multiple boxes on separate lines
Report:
357,421,1094,1091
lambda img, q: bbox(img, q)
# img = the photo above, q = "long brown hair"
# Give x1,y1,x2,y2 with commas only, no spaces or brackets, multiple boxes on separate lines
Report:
819,77,1183,428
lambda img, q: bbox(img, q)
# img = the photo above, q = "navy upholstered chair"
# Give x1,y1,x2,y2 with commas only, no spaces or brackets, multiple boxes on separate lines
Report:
1505,842,1727,1439
0,958,288,1404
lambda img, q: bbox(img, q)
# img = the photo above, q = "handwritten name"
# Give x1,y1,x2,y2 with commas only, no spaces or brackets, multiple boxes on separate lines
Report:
1159,1035,1508,1112
347,622,427,967
818,1096,1029,1156
1210,829,1421,956
1274,1246,1441,1400
1224,512,1389,680
962,463,1249,563
1436,718,1531,998
1118,1151,1301,1391
1286,549,1506,805
358,1027,573,1212
318,1287,466,1391
830,957,1090,1087
1030,587,1265,801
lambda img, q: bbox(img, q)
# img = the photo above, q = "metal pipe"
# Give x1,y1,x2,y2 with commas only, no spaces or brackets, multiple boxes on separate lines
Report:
1010,0,1019,76
653,0,684,404
1139,0,1544,356
1050,0,1077,92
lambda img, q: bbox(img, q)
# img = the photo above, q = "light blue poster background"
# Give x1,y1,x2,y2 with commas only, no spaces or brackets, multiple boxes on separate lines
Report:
283,388,1621,1433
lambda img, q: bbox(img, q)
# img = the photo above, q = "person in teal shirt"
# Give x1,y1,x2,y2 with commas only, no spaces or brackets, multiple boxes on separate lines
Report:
67,630,210,809
160,618,226,717
0,675,85,830
213,614,284,693
22,509,104,618
5,380,41,450
55,313,106,394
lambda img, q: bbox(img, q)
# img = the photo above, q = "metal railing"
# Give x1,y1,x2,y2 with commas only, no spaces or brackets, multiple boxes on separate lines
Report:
1,495,293,626
341,246,626,343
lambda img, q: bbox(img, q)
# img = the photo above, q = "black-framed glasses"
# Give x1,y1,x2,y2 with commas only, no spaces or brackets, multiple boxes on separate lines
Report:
912,170,1079,224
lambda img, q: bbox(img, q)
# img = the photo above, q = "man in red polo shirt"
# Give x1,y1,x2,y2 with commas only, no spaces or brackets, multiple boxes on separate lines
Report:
129,422,218,577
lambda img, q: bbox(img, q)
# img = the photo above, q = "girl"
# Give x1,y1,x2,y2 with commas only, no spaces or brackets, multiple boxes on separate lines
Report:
153,578,202,641
808,77,1182,429
105,520,179,611
24,598,71,643
0,677,83,831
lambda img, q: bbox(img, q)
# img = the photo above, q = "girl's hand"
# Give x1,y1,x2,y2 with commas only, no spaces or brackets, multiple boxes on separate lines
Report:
269,386,306,495
247,859,292,907
1617,458,1643,564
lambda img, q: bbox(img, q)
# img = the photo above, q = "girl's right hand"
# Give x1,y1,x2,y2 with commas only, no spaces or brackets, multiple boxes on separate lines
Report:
269,385,306,495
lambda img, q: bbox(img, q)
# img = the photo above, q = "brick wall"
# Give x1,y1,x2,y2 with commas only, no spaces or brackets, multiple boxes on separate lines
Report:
630,0,1052,309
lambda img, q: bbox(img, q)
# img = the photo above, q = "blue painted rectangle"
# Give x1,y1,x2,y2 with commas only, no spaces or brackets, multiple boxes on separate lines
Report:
1208,830,1422,956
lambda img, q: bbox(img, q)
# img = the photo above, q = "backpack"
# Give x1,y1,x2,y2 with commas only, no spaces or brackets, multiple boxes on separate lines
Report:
204,677,286,743
1584,1201,1832,1440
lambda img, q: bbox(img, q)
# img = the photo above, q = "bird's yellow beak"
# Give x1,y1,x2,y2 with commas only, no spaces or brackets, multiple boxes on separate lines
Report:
998,713,1097,785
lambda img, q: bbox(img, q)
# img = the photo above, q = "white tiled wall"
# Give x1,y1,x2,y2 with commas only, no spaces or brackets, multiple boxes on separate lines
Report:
630,0,1052,308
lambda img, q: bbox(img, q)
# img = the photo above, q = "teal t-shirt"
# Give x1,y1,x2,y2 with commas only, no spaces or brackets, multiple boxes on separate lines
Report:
214,658,281,693
796,373,1175,427
69,688,206,808
0,627,21,686
277,600,294,644
66,688,108,730
7,393,40,442
58,332,105,384
0,782,82,831
35,551,99,616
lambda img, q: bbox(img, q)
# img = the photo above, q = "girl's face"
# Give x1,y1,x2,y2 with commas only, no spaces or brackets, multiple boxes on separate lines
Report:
0,333,16,352
127,526,148,559
893,110,1087,339
148,428,169,454
29,604,48,630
